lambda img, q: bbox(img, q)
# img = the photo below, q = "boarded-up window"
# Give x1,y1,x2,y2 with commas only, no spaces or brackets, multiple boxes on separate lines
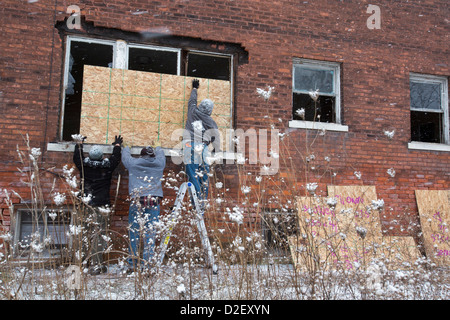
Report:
61,37,234,144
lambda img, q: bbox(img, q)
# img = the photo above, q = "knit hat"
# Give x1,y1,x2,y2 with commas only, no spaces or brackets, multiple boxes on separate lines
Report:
198,99,214,116
88,145,103,161
140,146,155,157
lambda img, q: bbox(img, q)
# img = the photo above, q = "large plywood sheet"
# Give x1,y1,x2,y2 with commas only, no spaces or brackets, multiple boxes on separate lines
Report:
326,186,382,270
290,188,421,271
379,236,421,269
291,187,382,271
415,190,450,267
79,65,232,149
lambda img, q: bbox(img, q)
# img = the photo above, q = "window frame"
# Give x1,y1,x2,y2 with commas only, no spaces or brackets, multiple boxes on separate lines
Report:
408,73,449,147
58,36,234,152
261,209,296,258
60,36,117,141
126,42,182,75
289,58,346,132
11,206,73,258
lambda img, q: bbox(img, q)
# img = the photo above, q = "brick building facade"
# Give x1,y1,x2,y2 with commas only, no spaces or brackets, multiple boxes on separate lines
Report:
0,1,448,258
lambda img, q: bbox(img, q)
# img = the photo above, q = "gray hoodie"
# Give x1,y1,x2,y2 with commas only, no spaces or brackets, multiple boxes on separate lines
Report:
185,89,221,151
121,146,166,198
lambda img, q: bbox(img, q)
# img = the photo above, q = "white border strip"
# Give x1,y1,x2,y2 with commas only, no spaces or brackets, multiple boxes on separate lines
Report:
408,141,450,152
288,120,349,132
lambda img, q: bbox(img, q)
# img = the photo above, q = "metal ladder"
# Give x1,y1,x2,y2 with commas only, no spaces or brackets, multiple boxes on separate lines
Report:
158,181,218,274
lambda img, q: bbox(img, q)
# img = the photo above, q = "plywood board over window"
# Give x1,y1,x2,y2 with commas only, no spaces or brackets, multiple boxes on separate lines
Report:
80,65,232,149
415,190,450,267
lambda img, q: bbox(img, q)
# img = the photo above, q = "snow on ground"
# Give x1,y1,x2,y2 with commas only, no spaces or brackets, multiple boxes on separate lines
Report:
2,262,449,300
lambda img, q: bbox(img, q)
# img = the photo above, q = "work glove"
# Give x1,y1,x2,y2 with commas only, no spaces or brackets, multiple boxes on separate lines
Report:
112,135,123,146
192,79,199,89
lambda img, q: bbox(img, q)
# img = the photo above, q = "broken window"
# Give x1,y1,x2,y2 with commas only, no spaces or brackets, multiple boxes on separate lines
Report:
292,59,341,124
261,211,296,258
187,52,231,81
128,45,180,74
62,38,114,141
410,74,449,144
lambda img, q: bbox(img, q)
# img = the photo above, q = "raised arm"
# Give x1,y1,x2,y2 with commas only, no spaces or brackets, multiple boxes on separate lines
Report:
108,135,123,169
73,143,85,171
188,79,200,115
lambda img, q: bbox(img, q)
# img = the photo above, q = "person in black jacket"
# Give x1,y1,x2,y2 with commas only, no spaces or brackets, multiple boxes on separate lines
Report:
73,135,122,275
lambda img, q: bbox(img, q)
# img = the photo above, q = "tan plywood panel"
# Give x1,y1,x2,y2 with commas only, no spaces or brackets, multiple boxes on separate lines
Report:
208,79,231,104
82,66,110,93
327,186,382,269
80,65,232,148
290,188,424,271
415,190,450,267
379,236,421,269
290,187,382,271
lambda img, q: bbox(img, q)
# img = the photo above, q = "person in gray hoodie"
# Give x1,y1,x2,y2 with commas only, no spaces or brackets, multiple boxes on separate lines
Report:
183,79,221,210
121,142,166,271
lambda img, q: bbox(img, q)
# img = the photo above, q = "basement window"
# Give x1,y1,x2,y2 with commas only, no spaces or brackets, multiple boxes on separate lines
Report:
409,74,449,145
261,211,296,258
12,208,72,258
289,58,347,132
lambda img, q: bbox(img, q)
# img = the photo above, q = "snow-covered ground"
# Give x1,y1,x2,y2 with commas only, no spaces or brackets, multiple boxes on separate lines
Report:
1,261,449,300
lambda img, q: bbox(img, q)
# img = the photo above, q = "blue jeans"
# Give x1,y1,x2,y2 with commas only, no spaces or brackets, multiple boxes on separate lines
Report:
184,142,210,209
127,198,160,268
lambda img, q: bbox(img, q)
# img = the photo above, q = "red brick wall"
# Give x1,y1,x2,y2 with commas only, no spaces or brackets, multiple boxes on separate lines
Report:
0,0,449,248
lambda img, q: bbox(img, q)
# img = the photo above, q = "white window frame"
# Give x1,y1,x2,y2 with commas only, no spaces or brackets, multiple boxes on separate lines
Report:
289,58,348,132
60,36,116,141
126,43,182,74
187,49,235,151
408,73,449,151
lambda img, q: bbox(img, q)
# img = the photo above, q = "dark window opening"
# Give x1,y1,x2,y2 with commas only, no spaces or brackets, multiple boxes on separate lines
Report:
63,41,113,141
411,111,443,143
15,210,71,256
187,53,231,81
19,211,46,246
128,47,178,74
292,93,335,122
262,212,296,258
410,79,444,144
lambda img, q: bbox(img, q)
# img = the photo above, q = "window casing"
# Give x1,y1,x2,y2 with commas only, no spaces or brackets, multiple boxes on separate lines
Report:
11,208,72,258
409,73,449,145
291,59,342,124
60,36,233,142
261,210,296,257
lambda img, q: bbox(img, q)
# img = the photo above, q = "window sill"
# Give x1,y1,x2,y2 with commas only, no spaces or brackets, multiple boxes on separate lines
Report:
408,141,450,152
46,142,240,161
288,120,349,132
